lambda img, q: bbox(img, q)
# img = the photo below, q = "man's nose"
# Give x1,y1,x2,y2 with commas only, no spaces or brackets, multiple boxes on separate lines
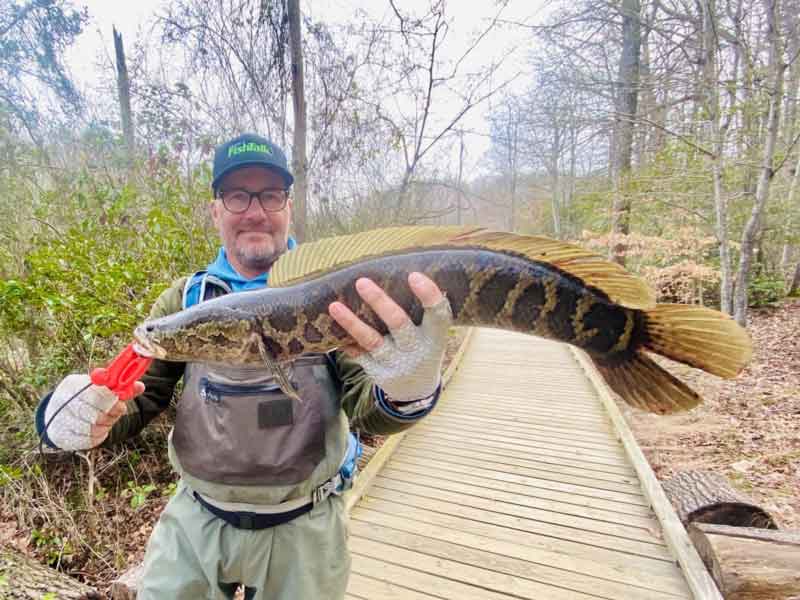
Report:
242,195,269,219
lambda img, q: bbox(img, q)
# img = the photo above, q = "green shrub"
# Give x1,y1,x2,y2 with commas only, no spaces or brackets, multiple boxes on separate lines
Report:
748,275,785,307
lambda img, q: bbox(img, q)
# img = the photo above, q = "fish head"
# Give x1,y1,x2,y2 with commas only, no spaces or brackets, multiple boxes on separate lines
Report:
133,305,260,364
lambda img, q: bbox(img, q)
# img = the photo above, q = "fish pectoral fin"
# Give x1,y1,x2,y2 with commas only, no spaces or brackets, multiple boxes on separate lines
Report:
252,333,303,402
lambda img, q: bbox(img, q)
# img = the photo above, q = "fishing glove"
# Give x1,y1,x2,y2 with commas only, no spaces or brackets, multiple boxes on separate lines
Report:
40,374,121,451
355,296,452,410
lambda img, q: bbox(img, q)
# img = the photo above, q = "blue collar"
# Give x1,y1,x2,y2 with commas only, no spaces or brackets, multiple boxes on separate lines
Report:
207,237,297,292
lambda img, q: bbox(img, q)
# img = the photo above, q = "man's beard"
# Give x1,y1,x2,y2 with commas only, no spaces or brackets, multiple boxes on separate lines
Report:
234,238,287,272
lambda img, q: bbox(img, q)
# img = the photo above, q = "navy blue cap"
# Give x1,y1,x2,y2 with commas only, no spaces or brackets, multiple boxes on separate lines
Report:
212,133,294,192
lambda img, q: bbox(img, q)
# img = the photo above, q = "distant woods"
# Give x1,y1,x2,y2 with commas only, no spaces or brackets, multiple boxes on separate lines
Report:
1,0,799,330
487,0,800,325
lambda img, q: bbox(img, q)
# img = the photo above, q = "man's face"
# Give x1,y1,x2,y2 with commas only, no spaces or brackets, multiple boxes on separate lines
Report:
211,166,292,278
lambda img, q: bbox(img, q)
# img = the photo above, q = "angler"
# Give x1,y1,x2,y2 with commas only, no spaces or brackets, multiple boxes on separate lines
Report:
36,133,452,600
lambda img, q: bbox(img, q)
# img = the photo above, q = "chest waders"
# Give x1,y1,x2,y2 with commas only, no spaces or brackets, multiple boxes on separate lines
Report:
138,272,355,600
171,272,360,527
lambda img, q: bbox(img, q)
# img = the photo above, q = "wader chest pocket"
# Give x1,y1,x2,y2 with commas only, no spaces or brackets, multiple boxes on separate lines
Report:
199,378,295,428
199,377,280,403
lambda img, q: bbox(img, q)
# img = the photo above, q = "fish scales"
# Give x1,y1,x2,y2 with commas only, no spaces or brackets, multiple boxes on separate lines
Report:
140,248,631,364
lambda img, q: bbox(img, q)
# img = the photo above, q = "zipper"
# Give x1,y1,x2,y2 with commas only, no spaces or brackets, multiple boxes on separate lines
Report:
199,377,283,404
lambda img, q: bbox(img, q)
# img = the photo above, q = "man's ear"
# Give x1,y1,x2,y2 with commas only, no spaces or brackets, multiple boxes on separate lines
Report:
209,198,221,227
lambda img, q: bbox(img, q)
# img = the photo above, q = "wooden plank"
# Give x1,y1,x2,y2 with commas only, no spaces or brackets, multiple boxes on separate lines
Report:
440,395,611,421
363,485,669,557
380,463,654,516
570,347,723,600
401,430,636,471
386,455,648,506
397,438,638,485
429,405,618,436
368,477,661,543
355,501,675,570
350,508,690,593
414,421,628,459
424,410,622,445
350,553,551,600
391,446,644,495
373,471,660,529
351,537,602,600
347,573,444,600
399,434,637,477
350,520,687,600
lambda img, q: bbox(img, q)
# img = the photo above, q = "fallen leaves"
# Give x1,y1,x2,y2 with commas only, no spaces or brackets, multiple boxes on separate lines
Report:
628,298,800,528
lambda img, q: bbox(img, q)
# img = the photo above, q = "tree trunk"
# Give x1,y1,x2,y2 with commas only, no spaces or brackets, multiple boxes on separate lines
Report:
780,146,800,284
688,523,800,600
704,0,740,315
287,0,308,243
113,26,135,163
662,470,779,529
610,0,641,266
733,0,786,326
0,545,100,599
788,260,800,295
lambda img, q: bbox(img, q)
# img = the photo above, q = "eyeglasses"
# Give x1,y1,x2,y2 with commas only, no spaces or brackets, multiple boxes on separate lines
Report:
217,188,289,213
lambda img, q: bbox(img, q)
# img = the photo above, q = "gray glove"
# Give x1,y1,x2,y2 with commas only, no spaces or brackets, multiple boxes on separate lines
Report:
354,297,452,406
42,374,120,451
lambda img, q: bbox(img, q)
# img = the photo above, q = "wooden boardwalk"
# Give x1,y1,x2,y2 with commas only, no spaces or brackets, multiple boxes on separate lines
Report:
345,328,718,600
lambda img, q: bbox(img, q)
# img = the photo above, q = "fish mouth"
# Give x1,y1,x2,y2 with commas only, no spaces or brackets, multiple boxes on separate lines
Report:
133,325,167,359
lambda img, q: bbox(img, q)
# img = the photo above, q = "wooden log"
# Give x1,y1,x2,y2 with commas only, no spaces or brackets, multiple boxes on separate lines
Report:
662,470,778,528
110,563,144,600
688,523,800,600
0,545,101,599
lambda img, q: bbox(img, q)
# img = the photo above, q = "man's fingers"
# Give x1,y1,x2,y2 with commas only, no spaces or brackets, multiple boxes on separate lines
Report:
408,272,445,308
95,401,126,427
329,301,384,352
355,278,410,330
133,381,146,396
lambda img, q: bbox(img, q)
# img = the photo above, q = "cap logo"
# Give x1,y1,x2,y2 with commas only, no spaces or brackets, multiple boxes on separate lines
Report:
228,141,274,158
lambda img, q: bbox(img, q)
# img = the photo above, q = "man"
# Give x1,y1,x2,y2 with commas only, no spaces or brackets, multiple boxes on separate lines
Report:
35,133,451,599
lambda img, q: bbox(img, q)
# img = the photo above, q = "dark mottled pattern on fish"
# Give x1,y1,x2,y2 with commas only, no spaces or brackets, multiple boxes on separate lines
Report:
146,248,632,364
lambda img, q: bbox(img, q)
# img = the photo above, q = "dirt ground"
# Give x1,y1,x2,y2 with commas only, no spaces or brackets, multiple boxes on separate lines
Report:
624,298,800,528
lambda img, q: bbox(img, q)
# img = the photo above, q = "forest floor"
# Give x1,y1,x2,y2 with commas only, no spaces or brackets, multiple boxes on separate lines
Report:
1,305,797,595
626,298,800,528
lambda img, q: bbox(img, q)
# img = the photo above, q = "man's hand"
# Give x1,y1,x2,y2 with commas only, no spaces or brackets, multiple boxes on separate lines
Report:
328,272,452,404
43,374,145,450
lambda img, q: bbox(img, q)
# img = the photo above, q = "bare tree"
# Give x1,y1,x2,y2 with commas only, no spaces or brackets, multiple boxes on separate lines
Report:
366,0,513,218
287,0,308,241
113,26,135,163
610,0,642,266
733,0,788,325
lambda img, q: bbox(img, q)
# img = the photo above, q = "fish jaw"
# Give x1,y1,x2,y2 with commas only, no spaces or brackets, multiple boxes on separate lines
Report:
133,325,168,359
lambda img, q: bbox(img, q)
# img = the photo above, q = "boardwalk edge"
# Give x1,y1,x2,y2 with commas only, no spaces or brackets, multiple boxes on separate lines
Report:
569,346,724,600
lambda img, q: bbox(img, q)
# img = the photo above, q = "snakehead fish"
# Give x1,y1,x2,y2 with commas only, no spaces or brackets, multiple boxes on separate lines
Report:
133,226,752,414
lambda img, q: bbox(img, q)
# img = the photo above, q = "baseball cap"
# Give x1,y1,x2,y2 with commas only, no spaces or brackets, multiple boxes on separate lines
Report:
212,133,294,192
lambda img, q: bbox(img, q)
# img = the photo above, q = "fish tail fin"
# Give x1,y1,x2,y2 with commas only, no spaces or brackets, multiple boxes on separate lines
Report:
594,352,704,414
593,304,752,414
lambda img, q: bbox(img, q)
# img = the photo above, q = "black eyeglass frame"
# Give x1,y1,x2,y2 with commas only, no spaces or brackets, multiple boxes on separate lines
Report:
216,187,290,214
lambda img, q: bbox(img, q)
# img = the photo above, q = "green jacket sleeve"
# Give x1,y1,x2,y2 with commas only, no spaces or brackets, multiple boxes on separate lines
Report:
103,278,188,445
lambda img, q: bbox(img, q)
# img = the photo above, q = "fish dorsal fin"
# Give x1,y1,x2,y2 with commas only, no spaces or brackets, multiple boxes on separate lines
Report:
269,226,656,309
